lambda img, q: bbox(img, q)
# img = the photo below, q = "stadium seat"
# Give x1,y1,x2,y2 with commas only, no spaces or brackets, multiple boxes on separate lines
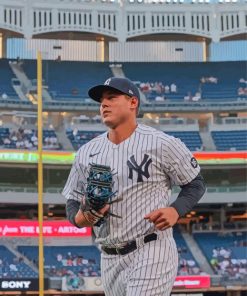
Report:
18,245,101,277
211,130,247,151
193,232,247,279
122,61,246,101
21,60,113,100
0,59,19,99
0,245,38,278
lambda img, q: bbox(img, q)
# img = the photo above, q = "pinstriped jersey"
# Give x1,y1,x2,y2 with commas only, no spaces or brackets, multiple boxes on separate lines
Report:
62,124,200,245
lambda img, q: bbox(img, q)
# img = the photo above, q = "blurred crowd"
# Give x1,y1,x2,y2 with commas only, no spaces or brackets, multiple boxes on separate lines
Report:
0,127,61,150
210,246,247,280
177,246,206,276
45,251,100,277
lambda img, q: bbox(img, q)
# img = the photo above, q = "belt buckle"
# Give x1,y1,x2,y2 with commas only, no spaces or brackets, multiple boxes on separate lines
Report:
115,246,124,255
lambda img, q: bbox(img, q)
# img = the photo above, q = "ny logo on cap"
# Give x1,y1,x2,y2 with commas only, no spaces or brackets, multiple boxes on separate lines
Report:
104,78,111,85
129,90,133,95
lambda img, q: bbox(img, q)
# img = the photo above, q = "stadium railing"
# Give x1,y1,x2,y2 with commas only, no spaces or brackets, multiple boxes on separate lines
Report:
0,98,246,112
0,184,245,194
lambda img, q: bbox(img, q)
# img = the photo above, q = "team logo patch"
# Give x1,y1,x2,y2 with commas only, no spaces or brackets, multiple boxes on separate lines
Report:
190,157,198,168
127,154,152,182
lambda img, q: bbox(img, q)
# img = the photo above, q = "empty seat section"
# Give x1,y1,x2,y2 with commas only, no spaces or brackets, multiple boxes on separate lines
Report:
0,59,19,99
165,131,202,151
22,60,112,100
66,130,104,150
0,245,37,278
211,130,247,151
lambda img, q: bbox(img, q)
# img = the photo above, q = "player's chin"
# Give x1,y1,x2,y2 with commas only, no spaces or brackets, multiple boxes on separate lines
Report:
103,118,117,128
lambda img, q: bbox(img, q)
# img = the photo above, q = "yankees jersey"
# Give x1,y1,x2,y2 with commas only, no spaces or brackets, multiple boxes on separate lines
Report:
62,124,200,246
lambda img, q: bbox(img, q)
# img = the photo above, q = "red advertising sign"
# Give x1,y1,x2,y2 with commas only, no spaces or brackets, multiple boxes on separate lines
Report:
174,275,210,289
0,220,91,237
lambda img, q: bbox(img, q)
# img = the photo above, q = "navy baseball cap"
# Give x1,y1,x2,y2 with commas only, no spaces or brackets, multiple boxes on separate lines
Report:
88,77,140,103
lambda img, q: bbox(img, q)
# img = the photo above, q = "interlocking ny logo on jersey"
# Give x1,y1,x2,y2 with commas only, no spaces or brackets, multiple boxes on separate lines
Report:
127,154,152,182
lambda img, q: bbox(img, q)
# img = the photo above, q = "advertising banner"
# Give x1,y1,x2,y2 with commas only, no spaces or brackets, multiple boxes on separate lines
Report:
0,150,246,165
174,275,211,289
0,220,91,237
0,278,48,291
0,275,210,291
61,275,210,292
62,276,103,291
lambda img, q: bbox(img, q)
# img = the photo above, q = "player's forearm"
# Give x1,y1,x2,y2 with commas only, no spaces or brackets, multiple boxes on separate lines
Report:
66,199,92,228
170,173,206,217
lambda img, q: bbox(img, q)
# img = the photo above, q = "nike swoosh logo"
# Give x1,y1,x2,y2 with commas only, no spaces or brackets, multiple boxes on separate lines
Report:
89,152,100,157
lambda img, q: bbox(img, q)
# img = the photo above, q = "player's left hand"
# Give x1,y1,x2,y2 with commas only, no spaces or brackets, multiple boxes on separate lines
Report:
144,207,179,231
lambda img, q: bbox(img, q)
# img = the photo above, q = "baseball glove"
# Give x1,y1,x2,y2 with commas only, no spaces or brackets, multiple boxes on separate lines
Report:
74,163,122,226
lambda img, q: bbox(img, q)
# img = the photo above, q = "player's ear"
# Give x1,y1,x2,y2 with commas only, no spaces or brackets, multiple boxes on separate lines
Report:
130,96,139,110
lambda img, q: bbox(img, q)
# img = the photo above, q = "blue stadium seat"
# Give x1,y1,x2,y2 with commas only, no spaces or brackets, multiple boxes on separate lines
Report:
122,61,246,101
66,129,201,151
18,245,101,277
0,59,19,99
20,60,247,102
211,130,247,151
173,228,202,275
165,131,202,151
193,232,247,277
22,60,113,100
0,245,38,278
66,129,105,150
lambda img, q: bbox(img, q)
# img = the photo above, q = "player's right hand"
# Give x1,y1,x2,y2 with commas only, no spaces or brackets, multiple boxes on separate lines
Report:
144,207,179,231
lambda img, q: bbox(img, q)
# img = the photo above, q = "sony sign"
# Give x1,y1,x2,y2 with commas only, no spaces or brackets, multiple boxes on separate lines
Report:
0,278,48,291
1,280,31,289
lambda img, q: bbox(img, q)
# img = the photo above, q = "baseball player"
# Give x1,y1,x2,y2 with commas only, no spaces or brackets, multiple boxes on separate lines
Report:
63,77,206,296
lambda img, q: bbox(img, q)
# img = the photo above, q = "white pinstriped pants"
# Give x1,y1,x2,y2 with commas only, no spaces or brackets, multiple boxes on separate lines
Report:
101,235,178,296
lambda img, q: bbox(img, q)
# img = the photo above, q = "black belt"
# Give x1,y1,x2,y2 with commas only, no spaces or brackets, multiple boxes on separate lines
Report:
101,233,158,256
